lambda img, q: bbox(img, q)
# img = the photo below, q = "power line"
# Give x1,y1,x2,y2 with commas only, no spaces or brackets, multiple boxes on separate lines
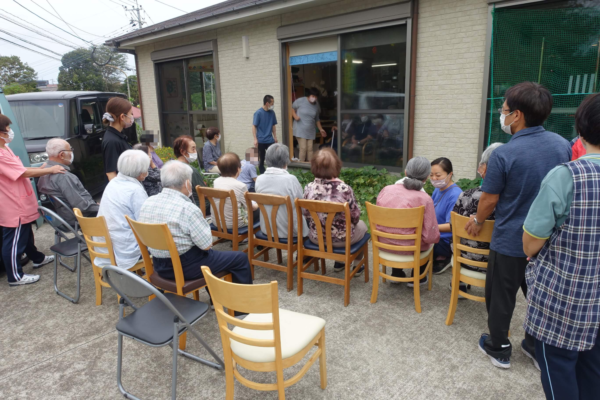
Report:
154,0,188,14
36,0,77,37
144,9,155,25
0,11,80,48
12,0,94,45
0,29,63,56
0,37,61,60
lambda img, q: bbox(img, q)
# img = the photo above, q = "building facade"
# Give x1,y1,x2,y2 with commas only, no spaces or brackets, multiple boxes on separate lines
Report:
107,0,595,179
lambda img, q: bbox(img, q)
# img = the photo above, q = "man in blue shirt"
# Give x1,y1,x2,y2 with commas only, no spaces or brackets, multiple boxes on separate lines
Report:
252,95,278,174
466,82,571,370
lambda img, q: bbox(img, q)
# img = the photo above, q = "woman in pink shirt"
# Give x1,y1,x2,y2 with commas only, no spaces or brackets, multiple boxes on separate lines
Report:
376,156,440,286
0,115,65,286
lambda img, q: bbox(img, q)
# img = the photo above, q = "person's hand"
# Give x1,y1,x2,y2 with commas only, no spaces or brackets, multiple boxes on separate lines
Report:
293,114,300,121
320,129,326,137
351,137,358,145
465,215,482,237
253,138,258,148
274,136,278,143
50,165,66,174
150,160,156,169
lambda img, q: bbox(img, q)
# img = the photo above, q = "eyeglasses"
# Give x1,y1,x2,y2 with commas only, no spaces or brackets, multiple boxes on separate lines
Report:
497,108,512,114
60,147,74,153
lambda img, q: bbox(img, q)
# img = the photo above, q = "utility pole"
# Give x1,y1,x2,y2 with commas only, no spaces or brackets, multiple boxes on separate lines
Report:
123,0,145,30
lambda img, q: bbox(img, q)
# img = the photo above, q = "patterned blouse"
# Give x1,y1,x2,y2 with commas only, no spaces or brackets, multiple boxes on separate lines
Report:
302,178,361,244
141,167,162,197
452,187,495,271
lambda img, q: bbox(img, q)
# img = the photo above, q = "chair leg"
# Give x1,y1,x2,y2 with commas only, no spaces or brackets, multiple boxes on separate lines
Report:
318,329,327,390
193,290,199,301
445,278,460,326
363,245,369,283
93,267,103,306
223,346,235,400
313,258,319,272
320,258,326,275
428,255,433,291
172,323,179,400
275,360,286,400
413,272,422,313
297,256,304,297
54,254,80,303
264,249,269,262
179,332,187,351
286,253,293,292
344,261,350,307
370,262,380,304
276,249,283,264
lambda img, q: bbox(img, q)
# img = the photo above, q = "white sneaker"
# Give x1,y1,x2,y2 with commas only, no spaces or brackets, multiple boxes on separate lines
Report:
9,274,40,286
33,255,54,269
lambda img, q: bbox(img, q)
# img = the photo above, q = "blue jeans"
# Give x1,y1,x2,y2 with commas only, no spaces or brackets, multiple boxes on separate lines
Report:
535,334,600,400
434,237,452,259
153,246,252,285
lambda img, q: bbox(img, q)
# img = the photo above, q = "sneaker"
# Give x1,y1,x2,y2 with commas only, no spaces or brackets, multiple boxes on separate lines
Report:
521,339,540,371
353,265,364,278
433,258,452,275
448,282,470,298
478,333,511,369
9,274,40,286
32,255,54,269
333,262,345,272
407,276,428,288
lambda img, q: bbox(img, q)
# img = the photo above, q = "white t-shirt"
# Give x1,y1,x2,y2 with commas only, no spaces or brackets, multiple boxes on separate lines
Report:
213,177,249,229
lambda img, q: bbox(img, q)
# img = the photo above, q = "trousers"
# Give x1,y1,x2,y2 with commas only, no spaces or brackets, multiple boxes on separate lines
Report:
535,335,600,400
2,220,45,283
257,142,273,174
297,138,314,162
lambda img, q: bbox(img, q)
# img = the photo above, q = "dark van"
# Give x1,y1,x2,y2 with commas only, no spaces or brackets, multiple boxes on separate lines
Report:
6,91,127,197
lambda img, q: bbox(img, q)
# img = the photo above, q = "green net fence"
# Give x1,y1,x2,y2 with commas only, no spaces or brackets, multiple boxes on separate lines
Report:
487,5,600,146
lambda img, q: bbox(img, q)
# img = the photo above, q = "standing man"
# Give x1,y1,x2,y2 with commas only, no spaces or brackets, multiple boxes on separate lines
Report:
465,82,571,369
253,95,278,174
522,93,600,399
292,87,327,162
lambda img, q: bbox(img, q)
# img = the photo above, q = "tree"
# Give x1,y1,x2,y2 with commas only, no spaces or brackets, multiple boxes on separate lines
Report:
3,82,30,95
0,55,38,91
121,75,139,106
58,46,130,92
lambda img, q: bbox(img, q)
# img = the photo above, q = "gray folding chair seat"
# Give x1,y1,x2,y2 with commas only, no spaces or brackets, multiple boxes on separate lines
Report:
102,265,224,400
116,293,208,346
51,237,88,258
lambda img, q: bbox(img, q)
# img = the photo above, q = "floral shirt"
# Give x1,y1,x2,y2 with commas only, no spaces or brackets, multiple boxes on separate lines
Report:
452,187,496,272
302,178,361,243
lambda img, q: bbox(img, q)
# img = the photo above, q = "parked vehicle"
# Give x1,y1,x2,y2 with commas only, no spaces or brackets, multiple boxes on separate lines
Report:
6,91,127,197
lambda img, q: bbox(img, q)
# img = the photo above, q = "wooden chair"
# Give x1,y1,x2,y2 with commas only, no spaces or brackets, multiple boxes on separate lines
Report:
125,216,234,351
446,212,494,325
246,192,298,291
366,203,434,313
196,186,260,252
74,208,144,306
201,266,327,400
295,199,370,307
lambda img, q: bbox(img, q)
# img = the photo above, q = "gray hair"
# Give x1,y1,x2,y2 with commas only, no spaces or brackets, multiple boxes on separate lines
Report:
480,142,503,166
117,149,150,178
46,138,68,157
265,143,290,169
403,156,431,191
161,160,193,189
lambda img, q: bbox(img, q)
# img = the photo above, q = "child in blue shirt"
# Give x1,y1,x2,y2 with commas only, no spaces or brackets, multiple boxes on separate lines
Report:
238,147,258,192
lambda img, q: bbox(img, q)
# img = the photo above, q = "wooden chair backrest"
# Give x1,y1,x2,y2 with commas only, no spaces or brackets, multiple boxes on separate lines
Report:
196,186,238,236
245,192,293,244
366,202,425,261
295,199,351,254
125,216,185,293
74,208,117,267
201,266,283,358
451,212,495,271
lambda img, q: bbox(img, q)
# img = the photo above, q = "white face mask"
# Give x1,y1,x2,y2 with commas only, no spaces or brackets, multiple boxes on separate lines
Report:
62,151,74,164
1,128,15,143
361,116,369,122
123,114,134,129
308,96,317,104
268,105,274,111
186,180,193,198
185,152,198,163
500,112,515,135
216,135,221,142
431,174,451,189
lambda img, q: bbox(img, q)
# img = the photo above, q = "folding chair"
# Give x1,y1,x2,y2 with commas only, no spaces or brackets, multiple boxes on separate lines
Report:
246,192,298,291
366,203,434,313
74,209,145,306
38,206,87,303
295,199,370,307
202,266,327,400
196,186,260,252
446,212,494,325
102,265,224,400
126,216,234,351
46,194,89,271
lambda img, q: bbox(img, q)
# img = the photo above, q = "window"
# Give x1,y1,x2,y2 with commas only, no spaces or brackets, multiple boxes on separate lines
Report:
8,100,68,139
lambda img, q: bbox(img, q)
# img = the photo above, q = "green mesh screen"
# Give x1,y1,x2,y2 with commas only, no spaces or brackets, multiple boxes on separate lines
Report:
486,5,600,146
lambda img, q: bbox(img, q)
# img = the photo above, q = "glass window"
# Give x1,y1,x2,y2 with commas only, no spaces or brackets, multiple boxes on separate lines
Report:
8,100,68,139
162,114,190,145
188,56,217,111
69,100,78,136
80,100,101,134
158,61,187,113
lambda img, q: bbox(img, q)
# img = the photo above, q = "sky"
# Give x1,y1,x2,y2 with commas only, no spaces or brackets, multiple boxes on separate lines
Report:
0,0,226,83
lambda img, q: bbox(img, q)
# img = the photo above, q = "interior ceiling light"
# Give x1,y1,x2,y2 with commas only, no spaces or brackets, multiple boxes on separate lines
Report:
372,63,397,67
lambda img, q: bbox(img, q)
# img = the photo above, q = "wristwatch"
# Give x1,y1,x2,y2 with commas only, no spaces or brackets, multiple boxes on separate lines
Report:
474,217,483,226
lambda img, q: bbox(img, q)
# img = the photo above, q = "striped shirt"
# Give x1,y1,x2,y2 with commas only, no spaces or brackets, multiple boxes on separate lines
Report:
139,188,213,258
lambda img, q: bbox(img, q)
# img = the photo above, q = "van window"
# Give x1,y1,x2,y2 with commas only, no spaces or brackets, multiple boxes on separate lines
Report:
8,100,68,139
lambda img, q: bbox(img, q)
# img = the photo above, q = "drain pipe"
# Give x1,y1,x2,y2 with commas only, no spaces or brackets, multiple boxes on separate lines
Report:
407,0,419,160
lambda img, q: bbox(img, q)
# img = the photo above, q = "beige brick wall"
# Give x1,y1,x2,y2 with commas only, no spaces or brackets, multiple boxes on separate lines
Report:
413,0,488,179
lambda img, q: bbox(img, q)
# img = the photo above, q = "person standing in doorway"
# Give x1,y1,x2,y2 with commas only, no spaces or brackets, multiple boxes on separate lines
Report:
203,127,222,174
253,95,278,174
102,97,134,181
465,82,571,369
292,87,326,162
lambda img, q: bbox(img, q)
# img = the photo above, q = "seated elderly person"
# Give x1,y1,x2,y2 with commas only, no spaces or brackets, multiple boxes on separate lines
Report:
38,138,99,226
139,161,252,285
213,153,259,229
376,157,440,286
303,148,367,276
95,150,148,269
238,147,258,192
256,143,308,239
451,142,503,293
133,144,162,197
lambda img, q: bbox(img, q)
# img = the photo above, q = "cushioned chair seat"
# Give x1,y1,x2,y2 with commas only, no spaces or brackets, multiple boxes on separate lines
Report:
303,233,371,255
255,230,298,244
460,266,486,281
50,238,87,257
149,270,230,293
116,292,209,345
230,309,325,363
378,245,433,263
210,221,260,235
